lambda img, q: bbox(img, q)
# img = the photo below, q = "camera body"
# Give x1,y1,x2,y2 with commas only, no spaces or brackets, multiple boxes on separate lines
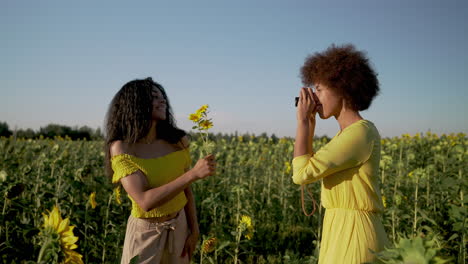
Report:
295,91,318,107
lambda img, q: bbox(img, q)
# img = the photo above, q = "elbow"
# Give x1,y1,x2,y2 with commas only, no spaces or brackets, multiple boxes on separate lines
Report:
135,193,153,212
138,200,152,212
292,174,304,185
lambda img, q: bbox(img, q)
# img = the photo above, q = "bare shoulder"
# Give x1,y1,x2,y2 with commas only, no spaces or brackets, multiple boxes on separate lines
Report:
110,140,129,157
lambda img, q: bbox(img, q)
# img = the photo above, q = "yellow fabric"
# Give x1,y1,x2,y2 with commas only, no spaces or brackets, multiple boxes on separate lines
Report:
292,120,389,263
111,148,191,218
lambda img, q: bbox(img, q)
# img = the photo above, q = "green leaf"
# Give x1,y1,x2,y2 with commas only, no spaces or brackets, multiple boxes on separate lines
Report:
129,255,139,264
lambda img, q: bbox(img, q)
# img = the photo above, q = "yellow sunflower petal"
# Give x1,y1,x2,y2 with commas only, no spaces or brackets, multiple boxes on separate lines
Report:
50,206,62,229
62,249,84,264
42,212,49,228
189,113,201,122
89,192,97,209
61,235,79,246
57,217,70,234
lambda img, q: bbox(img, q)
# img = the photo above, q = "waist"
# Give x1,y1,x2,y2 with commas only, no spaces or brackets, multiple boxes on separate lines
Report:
326,207,381,213
138,211,179,223
130,192,187,218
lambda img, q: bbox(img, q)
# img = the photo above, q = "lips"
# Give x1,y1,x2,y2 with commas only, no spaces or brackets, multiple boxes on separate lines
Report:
154,107,166,113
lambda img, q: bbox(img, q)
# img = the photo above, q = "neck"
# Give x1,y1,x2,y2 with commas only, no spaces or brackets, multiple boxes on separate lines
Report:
140,121,157,144
335,106,363,132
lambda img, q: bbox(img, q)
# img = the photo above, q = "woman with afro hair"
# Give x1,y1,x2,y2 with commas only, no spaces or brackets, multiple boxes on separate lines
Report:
292,44,389,263
104,78,216,263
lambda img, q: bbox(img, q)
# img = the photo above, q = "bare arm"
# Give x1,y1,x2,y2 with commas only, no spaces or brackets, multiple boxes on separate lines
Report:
294,87,316,158
112,141,215,212
120,169,197,212
184,186,199,235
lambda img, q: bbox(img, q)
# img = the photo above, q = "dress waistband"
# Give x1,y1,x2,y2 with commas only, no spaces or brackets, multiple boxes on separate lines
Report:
326,207,381,213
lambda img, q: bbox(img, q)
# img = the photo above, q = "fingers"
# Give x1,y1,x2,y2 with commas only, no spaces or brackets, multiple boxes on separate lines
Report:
181,243,194,260
188,245,194,261
194,155,217,178
204,154,216,170
181,245,187,257
204,154,215,161
306,88,314,101
299,87,313,105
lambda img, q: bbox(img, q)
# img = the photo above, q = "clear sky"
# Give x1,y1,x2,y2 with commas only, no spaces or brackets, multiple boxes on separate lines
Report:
1,0,467,138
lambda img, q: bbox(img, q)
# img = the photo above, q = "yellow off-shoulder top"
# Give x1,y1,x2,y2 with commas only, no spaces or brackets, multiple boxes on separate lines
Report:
111,148,191,218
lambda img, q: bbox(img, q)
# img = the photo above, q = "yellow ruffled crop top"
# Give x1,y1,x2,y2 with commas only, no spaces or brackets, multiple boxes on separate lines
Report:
111,148,191,218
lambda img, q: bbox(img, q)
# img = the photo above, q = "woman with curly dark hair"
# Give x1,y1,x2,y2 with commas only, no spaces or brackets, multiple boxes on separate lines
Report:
292,44,389,263
104,77,216,263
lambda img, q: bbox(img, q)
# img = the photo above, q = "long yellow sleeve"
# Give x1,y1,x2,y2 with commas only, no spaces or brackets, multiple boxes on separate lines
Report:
292,120,375,185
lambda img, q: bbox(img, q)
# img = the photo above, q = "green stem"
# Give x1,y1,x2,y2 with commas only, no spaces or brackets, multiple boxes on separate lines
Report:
459,166,465,263
102,195,113,263
392,143,403,243
318,193,322,250
413,176,419,236
234,227,241,264
37,236,51,263
2,197,7,215
84,204,88,264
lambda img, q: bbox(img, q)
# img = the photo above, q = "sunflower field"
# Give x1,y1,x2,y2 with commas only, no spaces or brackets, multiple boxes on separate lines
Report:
0,131,466,263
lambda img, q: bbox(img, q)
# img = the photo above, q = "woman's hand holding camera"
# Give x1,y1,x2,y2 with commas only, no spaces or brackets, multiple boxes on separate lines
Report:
296,87,318,123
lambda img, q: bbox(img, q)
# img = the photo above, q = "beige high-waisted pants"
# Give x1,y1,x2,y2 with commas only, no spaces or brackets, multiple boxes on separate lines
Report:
120,209,190,264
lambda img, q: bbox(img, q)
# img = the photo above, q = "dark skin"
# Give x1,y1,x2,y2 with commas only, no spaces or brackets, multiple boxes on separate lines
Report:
294,84,363,159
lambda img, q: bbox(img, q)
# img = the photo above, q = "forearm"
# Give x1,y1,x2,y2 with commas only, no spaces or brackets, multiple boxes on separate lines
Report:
142,171,196,211
308,119,315,155
184,187,200,235
294,120,315,158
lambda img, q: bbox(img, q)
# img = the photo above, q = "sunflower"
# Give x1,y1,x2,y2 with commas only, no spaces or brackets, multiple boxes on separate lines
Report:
114,186,122,205
189,113,201,122
88,192,97,209
201,237,217,254
240,215,252,228
38,205,83,264
238,215,254,240
196,104,209,114
199,120,213,130
382,196,387,208
284,161,291,174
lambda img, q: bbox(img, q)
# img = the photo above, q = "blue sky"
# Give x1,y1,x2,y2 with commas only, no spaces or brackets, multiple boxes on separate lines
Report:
1,0,467,138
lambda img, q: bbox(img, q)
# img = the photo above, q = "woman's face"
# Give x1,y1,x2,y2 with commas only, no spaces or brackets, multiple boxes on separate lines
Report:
151,87,167,121
314,83,343,119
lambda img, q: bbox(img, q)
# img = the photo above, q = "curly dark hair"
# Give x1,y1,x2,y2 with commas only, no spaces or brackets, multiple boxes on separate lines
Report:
104,77,187,179
300,44,380,111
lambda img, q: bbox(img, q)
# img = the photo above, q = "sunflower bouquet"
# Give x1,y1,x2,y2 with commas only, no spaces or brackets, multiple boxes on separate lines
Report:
188,104,215,156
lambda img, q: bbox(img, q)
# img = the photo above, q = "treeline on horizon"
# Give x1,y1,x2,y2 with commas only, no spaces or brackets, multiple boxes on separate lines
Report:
0,121,313,142
0,121,103,141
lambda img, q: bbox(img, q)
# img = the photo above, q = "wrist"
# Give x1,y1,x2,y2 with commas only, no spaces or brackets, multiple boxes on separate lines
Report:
191,228,200,236
297,119,310,126
186,170,198,183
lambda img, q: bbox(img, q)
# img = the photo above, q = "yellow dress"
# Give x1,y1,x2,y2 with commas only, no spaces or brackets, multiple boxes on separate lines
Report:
292,120,389,264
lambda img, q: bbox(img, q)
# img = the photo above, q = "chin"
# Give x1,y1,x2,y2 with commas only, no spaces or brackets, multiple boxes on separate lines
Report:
318,111,328,120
